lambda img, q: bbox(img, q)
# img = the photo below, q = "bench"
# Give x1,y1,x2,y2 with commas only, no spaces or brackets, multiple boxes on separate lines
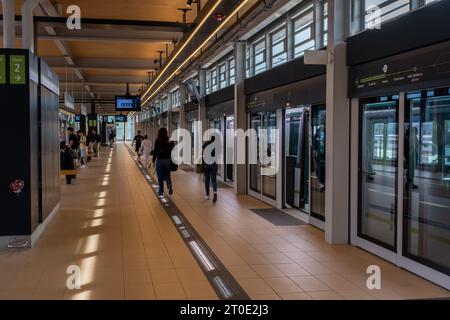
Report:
60,169,79,176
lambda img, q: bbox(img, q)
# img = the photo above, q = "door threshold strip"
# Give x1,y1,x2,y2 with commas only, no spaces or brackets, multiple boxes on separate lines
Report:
126,146,250,300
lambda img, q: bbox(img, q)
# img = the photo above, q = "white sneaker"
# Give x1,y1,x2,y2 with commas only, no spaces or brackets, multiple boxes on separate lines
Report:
205,195,210,200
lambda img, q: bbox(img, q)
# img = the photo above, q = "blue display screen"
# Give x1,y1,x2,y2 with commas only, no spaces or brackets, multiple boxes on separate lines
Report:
115,115,127,122
115,95,141,111
75,114,81,122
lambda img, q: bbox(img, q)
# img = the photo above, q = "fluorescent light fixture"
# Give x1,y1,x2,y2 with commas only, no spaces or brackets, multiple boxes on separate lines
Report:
188,240,215,271
172,215,183,225
212,276,233,298
142,0,250,105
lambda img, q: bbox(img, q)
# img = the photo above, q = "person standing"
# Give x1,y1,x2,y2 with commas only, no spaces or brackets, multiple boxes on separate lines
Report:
88,129,100,157
140,135,153,169
60,141,75,184
78,130,88,168
152,128,174,196
67,127,79,152
202,136,218,203
132,130,144,159
67,127,79,168
109,130,115,148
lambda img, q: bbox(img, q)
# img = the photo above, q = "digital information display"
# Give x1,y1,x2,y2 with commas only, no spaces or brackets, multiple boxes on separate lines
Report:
115,115,127,122
350,40,450,97
75,114,81,122
115,95,141,111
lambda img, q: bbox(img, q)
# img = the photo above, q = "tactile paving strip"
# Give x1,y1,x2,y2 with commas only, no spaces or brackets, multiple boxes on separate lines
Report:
126,146,250,300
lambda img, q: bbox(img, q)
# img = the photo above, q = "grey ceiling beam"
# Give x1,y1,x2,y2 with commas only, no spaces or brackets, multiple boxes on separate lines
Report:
59,75,148,84
0,15,191,32
37,34,173,43
36,1,95,99
43,56,157,71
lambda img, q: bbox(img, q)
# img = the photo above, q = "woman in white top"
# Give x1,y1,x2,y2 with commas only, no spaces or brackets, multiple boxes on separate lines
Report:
78,130,88,168
140,135,153,169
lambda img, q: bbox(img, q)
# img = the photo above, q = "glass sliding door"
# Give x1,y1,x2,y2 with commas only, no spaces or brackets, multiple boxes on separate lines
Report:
262,112,277,199
404,89,450,275
359,96,399,250
225,116,234,182
249,111,277,200
284,107,309,211
310,105,326,221
250,114,261,193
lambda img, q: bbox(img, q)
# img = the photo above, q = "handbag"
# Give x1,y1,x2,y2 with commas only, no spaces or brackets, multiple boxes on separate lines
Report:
170,160,178,172
196,163,204,174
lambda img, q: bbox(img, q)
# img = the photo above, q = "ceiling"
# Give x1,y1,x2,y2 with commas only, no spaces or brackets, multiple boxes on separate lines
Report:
0,0,260,115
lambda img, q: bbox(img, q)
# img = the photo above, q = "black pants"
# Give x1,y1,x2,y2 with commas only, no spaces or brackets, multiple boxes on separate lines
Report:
66,175,74,184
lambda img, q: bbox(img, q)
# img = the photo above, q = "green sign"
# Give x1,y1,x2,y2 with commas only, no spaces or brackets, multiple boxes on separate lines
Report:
0,55,5,84
10,55,26,85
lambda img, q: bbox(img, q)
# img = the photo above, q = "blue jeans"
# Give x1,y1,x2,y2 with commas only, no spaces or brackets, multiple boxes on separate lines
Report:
204,163,218,196
156,159,172,195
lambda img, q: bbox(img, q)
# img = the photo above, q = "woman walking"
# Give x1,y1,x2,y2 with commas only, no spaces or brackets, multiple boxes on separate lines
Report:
140,135,153,169
202,136,218,203
152,128,174,196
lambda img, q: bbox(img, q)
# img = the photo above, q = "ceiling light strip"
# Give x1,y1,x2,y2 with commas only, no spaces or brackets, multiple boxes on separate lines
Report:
141,0,224,101
142,0,250,106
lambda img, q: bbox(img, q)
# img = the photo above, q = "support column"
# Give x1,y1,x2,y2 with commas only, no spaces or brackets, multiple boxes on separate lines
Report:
21,0,41,53
2,0,16,48
234,41,247,195
324,0,350,244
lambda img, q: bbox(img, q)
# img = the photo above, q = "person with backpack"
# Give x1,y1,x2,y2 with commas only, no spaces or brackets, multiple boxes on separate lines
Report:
152,128,175,196
202,136,218,203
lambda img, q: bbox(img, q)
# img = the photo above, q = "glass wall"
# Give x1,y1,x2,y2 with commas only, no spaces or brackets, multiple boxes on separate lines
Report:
404,88,450,275
359,96,399,249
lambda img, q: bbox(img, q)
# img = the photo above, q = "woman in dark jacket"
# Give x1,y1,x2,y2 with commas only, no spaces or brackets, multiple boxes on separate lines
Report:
60,141,75,184
152,128,175,196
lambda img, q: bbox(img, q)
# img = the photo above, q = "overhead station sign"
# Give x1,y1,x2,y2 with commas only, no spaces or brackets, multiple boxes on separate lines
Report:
9,55,26,85
350,40,450,97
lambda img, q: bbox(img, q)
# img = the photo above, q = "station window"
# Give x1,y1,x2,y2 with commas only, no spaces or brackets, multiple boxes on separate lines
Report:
219,63,227,89
210,68,218,92
228,59,235,85
246,47,251,77
270,25,287,67
293,5,315,58
253,38,266,75
323,1,328,46
206,71,211,94
364,0,410,28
